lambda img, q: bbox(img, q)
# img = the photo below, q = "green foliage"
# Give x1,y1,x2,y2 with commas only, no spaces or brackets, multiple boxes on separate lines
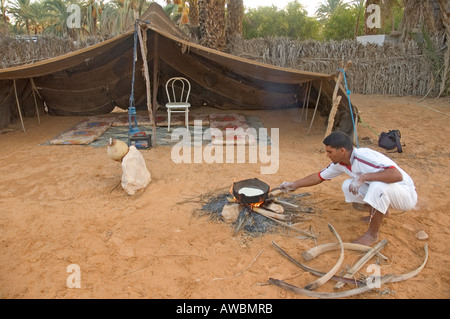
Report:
242,1,319,41
315,0,348,21
322,4,361,40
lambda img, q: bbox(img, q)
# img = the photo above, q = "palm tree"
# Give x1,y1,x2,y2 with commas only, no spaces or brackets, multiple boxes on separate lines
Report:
28,0,50,34
315,0,347,21
82,0,103,36
9,0,33,34
226,0,244,41
1,0,10,34
44,0,82,39
198,0,226,50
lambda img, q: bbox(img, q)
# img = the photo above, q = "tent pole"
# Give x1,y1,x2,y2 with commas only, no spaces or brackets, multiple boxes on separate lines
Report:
13,79,26,133
152,33,159,125
304,81,312,121
308,80,323,135
29,78,41,125
300,82,308,121
137,22,157,147
324,61,352,140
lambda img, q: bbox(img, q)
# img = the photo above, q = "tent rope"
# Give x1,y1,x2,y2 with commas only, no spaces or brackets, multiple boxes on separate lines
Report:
338,68,359,148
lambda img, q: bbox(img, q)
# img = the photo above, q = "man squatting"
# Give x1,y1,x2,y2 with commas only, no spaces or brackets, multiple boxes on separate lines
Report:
278,131,417,246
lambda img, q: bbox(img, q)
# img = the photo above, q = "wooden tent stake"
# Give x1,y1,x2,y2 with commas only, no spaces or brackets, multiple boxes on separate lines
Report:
13,79,26,133
137,23,157,147
29,78,41,125
308,80,323,135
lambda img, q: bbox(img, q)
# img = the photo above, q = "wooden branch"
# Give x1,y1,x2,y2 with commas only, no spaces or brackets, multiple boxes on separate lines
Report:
324,60,352,139
304,223,344,290
268,274,396,299
253,207,289,221
268,245,429,299
302,242,388,261
137,23,157,147
13,79,26,133
266,217,316,239
272,241,365,287
29,78,40,125
274,199,298,208
334,239,388,290
391,244,428,283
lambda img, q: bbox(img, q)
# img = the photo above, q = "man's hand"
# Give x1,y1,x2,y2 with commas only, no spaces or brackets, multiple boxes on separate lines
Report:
349,175,366,195
278,181,297,192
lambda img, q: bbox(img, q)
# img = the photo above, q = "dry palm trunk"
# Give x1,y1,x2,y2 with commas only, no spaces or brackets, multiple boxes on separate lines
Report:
198,0,226,51
226,0,244,42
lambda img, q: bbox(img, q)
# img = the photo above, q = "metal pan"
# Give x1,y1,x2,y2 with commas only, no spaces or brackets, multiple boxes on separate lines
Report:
232,178,270,205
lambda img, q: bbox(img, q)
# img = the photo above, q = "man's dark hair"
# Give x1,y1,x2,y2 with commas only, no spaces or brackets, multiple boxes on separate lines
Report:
323,131,353,151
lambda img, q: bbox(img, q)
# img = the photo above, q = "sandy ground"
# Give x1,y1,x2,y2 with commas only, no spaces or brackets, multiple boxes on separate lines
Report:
0,94,449,299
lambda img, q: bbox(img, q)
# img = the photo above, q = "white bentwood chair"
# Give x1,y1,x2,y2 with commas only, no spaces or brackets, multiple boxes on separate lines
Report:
165,77,191,131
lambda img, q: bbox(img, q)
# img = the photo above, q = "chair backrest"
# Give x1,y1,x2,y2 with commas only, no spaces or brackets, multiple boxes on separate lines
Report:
165,77,191,104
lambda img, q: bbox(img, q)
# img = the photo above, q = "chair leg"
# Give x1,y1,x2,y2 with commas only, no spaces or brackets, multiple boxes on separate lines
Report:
185,109,189,130
167,110,171,132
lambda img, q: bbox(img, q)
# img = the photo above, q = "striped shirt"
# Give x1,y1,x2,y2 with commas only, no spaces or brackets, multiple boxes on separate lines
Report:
318,147,415,188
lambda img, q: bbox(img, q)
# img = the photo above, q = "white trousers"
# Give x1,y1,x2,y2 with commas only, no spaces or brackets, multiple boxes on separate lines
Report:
342,179,417,214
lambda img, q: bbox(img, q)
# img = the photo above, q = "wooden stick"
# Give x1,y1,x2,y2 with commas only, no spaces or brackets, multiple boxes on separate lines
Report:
268,244,429,298
273,198,299,208
334,239,388,290
324,61,352,139
29,78,40,125
268,274,396,299
152,32,159,130
272,241,365,287
304,223,345,290
308,80,323,135
213,249,265,281
13,79,26,133
266,217,316,238
302,242,388,261
137,23,157,147
391,244,428,283
253,207,289,221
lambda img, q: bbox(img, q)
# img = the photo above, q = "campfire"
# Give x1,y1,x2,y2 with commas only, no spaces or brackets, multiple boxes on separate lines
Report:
200,178,315,236
227,178,291,222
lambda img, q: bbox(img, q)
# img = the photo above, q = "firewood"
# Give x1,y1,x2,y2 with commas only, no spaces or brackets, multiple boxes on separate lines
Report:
302,242,388,261
268,275,396,299
268,244,429,298
253,207,289,221
334,239,388,290
264,202,284,214
304,223,344,291
272,241,365,287
391,244,428,283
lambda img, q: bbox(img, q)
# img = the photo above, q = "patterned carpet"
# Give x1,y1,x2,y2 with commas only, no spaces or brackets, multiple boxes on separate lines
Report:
45,113,271,148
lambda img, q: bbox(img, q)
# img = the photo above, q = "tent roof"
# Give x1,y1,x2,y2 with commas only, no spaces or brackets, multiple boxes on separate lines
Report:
0,3,354,127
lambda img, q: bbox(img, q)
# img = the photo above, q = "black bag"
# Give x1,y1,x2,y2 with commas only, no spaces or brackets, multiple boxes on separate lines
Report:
378,130,403,153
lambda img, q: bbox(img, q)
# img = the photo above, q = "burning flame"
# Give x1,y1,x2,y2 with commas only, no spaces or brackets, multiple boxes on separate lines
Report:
229,184,264,209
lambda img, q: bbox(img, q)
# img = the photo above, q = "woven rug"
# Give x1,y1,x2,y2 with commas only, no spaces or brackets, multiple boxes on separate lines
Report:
209,113,257,146
46,113,270,147
47,116,115,145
